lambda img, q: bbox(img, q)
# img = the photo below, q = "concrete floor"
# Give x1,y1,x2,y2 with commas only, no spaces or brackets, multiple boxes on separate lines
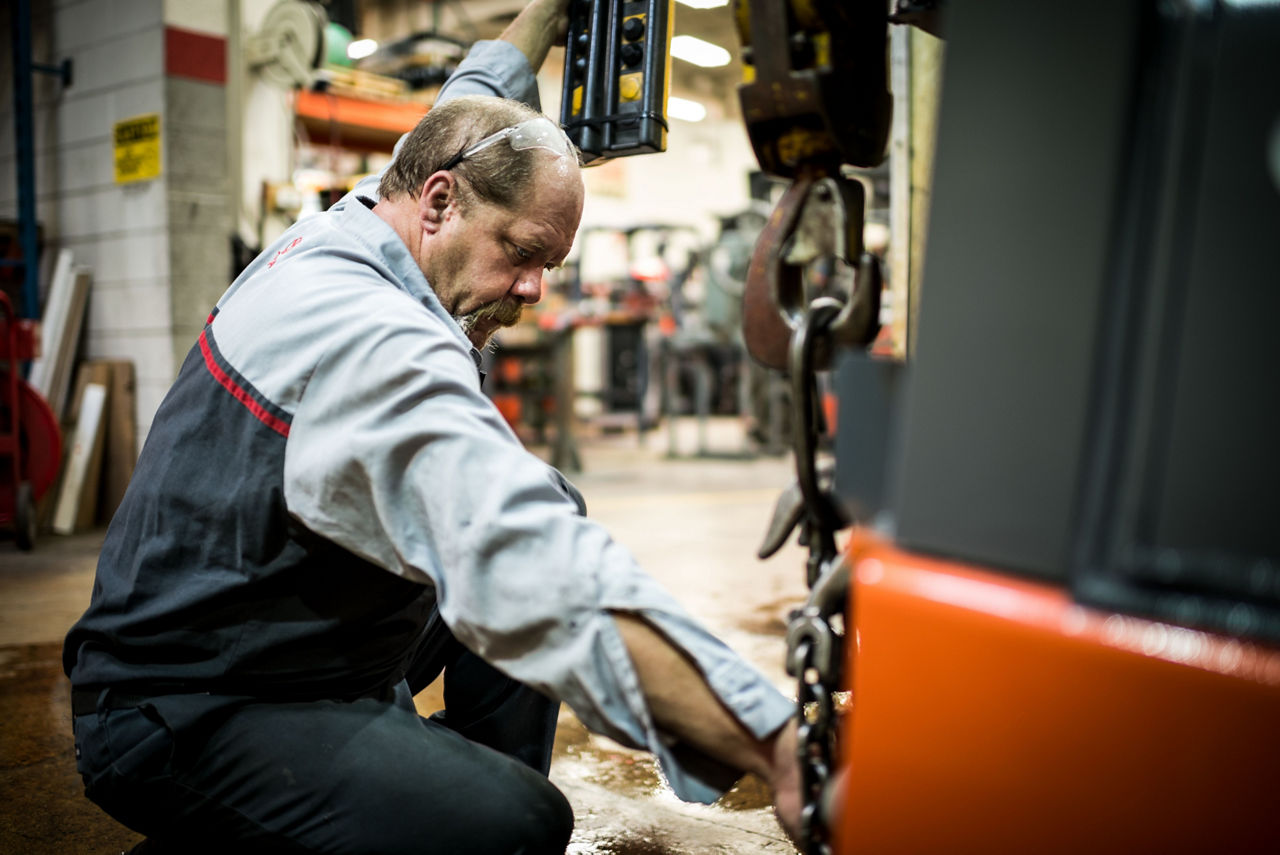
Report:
0,417,810,854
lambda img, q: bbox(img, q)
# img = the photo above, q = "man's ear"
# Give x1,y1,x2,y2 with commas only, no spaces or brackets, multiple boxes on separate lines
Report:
418,171,454,235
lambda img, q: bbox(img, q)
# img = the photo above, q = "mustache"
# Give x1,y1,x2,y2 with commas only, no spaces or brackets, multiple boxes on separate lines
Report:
472,297,524,327
455,298,524,334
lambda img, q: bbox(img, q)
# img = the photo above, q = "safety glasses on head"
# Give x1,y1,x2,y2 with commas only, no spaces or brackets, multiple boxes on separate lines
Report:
442,116,576,171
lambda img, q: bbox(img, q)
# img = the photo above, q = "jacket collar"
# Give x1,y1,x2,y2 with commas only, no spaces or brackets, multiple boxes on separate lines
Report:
342,196,482,371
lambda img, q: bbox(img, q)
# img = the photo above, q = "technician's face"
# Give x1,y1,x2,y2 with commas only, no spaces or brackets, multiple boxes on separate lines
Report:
431,160,583,349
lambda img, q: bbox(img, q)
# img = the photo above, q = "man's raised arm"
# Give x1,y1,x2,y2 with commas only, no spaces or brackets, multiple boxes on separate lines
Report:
495,0,570,73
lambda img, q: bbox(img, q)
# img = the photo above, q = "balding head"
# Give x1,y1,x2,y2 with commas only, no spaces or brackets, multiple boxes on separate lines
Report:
374,96,584,350
379,95,581,212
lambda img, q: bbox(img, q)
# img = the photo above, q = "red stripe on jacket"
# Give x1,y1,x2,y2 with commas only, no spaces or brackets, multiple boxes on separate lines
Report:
199,330,291,438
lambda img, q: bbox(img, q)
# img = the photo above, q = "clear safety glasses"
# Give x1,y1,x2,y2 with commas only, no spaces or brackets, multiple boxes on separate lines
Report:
442,116,576,171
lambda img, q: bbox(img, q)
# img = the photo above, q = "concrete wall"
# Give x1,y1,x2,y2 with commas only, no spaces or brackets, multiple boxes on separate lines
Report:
1,0,173,440
0,0,235,442
164,74,230,373
162,0,232,414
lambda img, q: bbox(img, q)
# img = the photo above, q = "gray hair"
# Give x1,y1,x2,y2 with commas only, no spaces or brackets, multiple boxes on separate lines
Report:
378,95,548,211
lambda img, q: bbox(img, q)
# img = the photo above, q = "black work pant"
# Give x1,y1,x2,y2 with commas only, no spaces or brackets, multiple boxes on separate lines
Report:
72,615,571,854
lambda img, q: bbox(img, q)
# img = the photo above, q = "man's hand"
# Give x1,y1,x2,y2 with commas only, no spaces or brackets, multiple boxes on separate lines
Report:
765,717,804,847
613,613,806,849
496,0,572,72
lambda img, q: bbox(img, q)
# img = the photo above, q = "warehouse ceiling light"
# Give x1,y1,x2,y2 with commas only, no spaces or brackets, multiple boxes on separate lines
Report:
670,35,731,68
676,0,730,8
347,38,378,60
668,96,707,122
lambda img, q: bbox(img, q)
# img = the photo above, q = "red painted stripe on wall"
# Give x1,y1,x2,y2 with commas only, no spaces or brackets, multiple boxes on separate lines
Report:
165,27,226,85
199,330,291,438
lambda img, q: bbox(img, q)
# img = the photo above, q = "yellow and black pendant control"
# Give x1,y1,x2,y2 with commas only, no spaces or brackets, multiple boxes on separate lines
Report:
559,0,675,164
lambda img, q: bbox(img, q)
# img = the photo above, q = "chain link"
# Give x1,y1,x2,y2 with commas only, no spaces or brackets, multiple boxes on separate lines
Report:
784,305,850,855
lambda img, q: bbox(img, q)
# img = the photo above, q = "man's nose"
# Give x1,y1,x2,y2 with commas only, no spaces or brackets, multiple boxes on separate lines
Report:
512,268,543,304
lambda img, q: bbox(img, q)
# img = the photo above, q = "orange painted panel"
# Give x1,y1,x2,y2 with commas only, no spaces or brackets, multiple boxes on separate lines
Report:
832,534,1280,854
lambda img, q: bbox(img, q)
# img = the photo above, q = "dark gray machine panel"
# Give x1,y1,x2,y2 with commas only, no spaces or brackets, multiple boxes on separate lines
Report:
861,0,1280,640
1070,1,1280,642
891,0,1142,580
1140,6,1280,560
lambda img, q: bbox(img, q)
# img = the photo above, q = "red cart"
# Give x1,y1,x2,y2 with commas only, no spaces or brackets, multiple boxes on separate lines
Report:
0,291,61,550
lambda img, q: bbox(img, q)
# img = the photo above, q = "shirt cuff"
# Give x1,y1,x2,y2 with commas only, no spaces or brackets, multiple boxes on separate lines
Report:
593,607,795,804
640,611,796,803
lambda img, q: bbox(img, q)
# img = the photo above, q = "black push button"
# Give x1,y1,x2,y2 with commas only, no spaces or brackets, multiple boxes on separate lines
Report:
620,42,644,68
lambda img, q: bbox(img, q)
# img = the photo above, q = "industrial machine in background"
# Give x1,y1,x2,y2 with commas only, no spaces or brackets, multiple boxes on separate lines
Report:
733,0,1280,853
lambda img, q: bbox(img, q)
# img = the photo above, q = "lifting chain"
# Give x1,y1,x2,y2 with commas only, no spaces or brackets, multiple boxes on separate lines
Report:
732,0,895,846
785,303,849,855
751,173,881,855
757,295,865,853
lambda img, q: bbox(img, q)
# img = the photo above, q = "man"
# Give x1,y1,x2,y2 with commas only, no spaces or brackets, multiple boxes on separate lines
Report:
64,1,802,852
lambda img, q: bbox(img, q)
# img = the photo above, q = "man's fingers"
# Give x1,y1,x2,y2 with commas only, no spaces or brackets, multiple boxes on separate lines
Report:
766,717,805,848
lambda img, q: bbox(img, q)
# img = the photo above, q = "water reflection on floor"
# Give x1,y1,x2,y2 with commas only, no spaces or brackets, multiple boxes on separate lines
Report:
554,710,794,854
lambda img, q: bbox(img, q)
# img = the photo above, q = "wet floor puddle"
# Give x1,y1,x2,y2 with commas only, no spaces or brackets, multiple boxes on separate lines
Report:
552,711,772,810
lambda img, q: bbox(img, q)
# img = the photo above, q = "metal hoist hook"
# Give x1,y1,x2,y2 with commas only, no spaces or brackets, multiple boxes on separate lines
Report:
732,0,895,845
742,171,883,371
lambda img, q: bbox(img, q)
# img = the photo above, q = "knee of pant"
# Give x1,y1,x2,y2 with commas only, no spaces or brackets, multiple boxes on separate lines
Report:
506,776,574,855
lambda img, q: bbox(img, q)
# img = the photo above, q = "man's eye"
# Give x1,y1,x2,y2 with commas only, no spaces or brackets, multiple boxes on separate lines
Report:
511,245,532,262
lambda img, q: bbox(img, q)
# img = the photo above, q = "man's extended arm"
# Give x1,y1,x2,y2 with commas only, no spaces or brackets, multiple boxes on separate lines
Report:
614,614,803,843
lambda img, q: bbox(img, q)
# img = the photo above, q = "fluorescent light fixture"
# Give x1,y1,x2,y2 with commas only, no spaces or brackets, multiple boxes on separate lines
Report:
670,35,731,68
668,96,707,122
676,0,730,8
347,38,378,60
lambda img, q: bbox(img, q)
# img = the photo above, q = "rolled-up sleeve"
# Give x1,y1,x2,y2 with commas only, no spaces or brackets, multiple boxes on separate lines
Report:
282,303,794,803
435,39,543,109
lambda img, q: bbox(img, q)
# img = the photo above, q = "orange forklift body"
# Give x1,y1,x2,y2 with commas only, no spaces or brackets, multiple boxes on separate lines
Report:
833,532,1280,854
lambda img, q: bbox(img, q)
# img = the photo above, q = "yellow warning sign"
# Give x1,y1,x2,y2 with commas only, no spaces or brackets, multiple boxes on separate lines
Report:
113,114,161,184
